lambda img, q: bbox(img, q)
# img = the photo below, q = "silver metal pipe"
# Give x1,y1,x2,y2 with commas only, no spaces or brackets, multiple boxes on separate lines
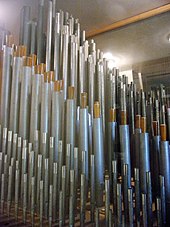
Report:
105,178,110,227
37,0,44,63
7,131,12,164
30,21,37,54
73,147,78,209
117,183,122,226
51,87,62,161
36,154,42,212
54,12,61,80
112,160,117,215
53,162,58,221
58,140,63,192
1,174,5,214
123,163,129,223
156,197,162,227
39,180,44,226
19,6,31,45
93,116,104,207
142,193,148,227
80,173,86,226
0,45,12,129
167,108,170,142
40,81,50,140
2,128,7,155
44,158,49,219
9,56,22,133
31,176,35,226
159,175,166,224
21,147,28,200
59,191,64,227
134,168,140,226
69,195,74,227
79,104,89,183
7,165,13,216
128,188,133,226
23,173,28,224
108,122,117,178
70,169,75,212
146,171,152,226
62,25,69,100
119,125,131,187
49,185,53,226
139,133,150,194
66,97,76,169
95,208,99,227
19,65,32,139
159,141,170,204
61,165,66,223
46,0,52,71
30,73,42,143
15,169,20,220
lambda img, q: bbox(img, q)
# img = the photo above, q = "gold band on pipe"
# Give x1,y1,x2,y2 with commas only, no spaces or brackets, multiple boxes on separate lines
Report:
141,117,146,133
109,108,116,122
68,86,75,99
81,92,87,108
135,115,141,129
54,81,60,92
120,110,127,125
94,101,100,118
160,124,167,141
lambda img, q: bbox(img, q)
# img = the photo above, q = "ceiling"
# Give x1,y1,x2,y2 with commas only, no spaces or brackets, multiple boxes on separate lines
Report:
0,0,170,71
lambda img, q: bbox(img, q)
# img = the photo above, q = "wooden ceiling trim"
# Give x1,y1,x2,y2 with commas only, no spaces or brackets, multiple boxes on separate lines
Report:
86,4,170,38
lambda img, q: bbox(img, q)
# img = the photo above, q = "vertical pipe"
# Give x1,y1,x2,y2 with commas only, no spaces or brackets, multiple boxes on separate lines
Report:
46,1,52,71
93,102,104,206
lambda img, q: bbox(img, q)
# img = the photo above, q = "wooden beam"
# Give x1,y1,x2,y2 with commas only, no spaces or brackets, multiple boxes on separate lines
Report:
87,4,170,38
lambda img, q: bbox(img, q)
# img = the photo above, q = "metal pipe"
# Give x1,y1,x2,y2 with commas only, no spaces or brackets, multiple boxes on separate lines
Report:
139,132,150,194
159,141,170,204
19,61,32,139
142,193,148,227
37,0,44,64
59,190,64,227
80,173,86,226
30,72,42,143
51,81,62,161
93,102,104,207
46,0,52,71
49,185,53,227
128,188,133,226
39,180,44,226
44,158,49,219
31,176,35,226
117,183,122,226
53,162,58,222
105,177,110,227
134,168,140,226
0,41,13,129
23,173,28,224
159,175,166,224
146,171,152,226
119,125,131,187
9,53,23,133
66,87,76,169
156,197,162,227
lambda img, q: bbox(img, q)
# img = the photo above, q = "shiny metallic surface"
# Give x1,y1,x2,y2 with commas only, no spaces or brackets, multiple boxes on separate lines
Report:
139,133,150,194
119,125,131,187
